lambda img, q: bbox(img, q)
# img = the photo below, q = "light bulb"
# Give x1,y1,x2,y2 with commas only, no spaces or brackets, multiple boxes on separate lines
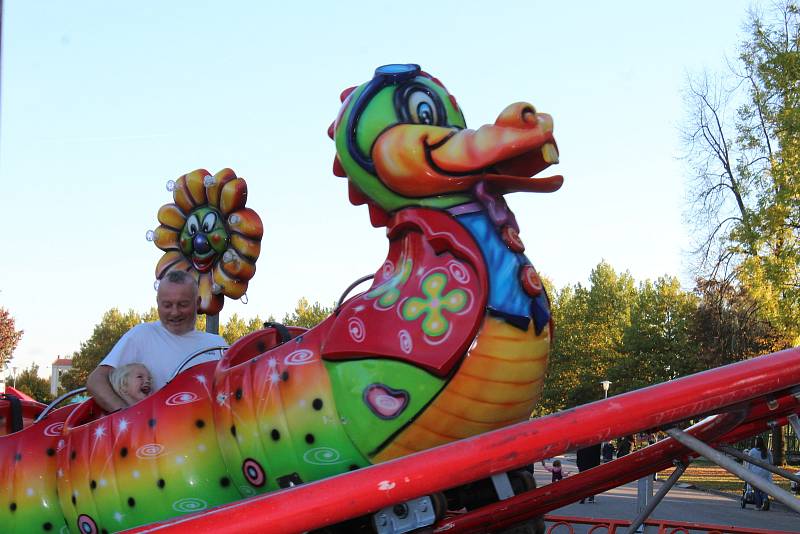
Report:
145,230,155,241
153,280,160,291
203,175,215,187
229,214,240,225
166,180,176,192
212,283,223,295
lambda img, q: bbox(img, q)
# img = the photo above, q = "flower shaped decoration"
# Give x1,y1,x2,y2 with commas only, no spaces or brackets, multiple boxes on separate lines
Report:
401,272,468,337
150,168,263,315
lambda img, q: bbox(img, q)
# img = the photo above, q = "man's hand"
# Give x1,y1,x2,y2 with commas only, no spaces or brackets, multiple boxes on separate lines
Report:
86,365,127,412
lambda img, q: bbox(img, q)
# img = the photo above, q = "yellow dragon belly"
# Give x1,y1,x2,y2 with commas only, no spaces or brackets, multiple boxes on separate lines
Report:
374,316,549,462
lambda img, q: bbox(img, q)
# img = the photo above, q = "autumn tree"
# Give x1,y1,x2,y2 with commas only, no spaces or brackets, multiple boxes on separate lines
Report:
690,278,788,370
7,363,53,403
682,1,800,344
0,307,24,371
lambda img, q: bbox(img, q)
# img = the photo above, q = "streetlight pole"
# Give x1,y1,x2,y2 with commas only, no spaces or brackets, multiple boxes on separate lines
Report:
600,380,611,399
12,367,17,389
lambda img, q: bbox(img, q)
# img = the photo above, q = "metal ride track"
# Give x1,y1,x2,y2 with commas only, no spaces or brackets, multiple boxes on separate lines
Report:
120,346,800,534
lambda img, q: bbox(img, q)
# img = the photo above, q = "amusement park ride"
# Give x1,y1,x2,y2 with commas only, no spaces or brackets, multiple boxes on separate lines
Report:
1,64,799,534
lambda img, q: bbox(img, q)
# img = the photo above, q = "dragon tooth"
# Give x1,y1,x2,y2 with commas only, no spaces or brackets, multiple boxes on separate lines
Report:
542,143,559,164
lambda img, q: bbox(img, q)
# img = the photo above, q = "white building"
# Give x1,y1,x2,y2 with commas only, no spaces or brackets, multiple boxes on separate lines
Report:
51,358,73,395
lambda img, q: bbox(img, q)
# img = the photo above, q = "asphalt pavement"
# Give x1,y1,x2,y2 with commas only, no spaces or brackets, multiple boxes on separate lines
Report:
533,454,800,533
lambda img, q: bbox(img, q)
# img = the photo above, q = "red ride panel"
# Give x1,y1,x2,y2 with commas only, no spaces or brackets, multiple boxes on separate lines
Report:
322,208,488,377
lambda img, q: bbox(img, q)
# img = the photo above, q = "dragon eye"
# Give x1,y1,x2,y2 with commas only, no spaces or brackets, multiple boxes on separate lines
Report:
407,89,438,125
202,212,217,233
186,214,200,236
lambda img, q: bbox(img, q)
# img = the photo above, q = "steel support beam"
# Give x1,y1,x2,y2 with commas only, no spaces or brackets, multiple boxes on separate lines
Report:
626,461,687,534
665,428,800,514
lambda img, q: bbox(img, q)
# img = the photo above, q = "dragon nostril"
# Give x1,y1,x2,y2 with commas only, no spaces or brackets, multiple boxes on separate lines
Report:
193,234,211,254
522,106,538,124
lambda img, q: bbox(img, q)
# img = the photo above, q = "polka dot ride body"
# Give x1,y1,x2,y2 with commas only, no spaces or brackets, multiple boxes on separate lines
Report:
0,64,559,532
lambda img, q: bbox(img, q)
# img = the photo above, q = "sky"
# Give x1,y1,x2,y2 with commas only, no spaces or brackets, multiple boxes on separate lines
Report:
1,0,760,377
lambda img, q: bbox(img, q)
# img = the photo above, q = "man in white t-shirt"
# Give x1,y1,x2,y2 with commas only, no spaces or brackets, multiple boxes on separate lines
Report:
87,271,226,411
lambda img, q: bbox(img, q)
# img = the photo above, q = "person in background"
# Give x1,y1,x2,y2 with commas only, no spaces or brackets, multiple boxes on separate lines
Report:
541,459,568,482
87,270,226,412
602,441,616,463
745,436,773,511
576,444,602,503
617,435,633,457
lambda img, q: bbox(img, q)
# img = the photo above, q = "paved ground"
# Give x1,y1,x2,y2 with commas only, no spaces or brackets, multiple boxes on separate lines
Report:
532,455,799,533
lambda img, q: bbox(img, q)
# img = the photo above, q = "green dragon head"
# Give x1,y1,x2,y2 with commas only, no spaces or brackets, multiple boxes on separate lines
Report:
330,64,562,222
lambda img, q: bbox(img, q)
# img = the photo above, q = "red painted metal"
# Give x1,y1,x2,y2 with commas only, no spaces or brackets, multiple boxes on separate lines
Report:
122,347,800,534
437,388,800,533
0,394,45,434
544,515,797,534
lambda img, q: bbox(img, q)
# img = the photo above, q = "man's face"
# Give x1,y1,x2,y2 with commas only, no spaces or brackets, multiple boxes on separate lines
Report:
157,280,199,335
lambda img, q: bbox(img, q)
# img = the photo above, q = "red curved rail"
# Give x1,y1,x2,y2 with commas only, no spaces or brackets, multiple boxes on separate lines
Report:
123,346,800,534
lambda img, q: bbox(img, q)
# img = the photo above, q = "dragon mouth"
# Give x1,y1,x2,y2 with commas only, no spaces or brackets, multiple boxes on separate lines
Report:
372,103,563,197
424,128,562,194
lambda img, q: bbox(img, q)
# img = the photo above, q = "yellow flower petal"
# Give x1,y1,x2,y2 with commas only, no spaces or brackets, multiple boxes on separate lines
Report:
220,249,256,281
173,175,197,213
155,251,191,279
213,263,247,299
220,178,248,215
206,168,237,208
230,234,261,261
157,203,186,229
154,226,179,251
198,273,224,315
185,169,210,206
228,208,263,239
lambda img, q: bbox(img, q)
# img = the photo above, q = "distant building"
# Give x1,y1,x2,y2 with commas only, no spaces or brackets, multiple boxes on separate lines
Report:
51,358,73,395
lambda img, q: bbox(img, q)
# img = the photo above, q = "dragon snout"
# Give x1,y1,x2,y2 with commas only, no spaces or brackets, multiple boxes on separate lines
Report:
494,102,558,164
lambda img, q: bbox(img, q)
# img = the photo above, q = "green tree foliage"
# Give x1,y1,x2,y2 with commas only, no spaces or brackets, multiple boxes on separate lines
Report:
540,261,636,411
221,313,264,345
7,363,53,403
281,298,333,329
612,277,697,390
0,307,23,370
60,308,144,391
683,1,800,344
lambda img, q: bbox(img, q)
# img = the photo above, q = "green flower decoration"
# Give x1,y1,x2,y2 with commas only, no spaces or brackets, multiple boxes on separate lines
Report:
402,273,467,337
367,259,413,308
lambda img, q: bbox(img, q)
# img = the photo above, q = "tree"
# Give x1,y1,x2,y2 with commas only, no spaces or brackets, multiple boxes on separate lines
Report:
539,261,636,412
613,277,698,390
682,1,800,344
60,308,144,391
689,278,788,371
0,307,23,371
281,298,333,329
7,363,53,403
221,313,264,345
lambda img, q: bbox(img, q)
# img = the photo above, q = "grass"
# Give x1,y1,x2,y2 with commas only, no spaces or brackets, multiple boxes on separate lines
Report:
658,461,797,496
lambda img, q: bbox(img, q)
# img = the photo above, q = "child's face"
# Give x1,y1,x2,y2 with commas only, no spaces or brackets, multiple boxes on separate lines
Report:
124,364,152,401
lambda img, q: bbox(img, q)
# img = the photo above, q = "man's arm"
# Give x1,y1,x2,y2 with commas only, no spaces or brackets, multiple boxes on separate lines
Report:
86,365,127,412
